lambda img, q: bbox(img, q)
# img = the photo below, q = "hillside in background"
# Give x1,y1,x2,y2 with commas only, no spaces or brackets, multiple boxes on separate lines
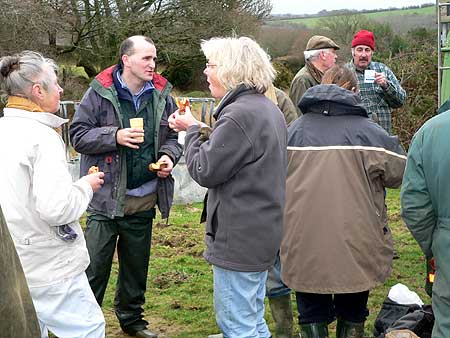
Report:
258,3,438,146
267,5,435,32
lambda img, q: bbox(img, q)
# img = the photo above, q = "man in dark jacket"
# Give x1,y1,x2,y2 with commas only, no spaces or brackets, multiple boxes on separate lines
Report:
0,205,40,338
70,35,182,338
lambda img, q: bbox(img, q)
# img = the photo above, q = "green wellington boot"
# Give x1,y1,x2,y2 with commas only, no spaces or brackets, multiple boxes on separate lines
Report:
336,319,365,338
299,322,329,338
268,294,294,338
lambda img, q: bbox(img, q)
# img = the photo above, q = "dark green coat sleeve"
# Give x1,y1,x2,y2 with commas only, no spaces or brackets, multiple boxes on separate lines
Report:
275,88,300,124
400,131,436,257
289,76,309,116
0,206,40,338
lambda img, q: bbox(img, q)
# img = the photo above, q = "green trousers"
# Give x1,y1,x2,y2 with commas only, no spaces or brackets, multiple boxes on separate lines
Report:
85,213,153,334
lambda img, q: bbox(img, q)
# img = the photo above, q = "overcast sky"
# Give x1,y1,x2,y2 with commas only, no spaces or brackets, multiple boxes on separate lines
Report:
271,0,432,15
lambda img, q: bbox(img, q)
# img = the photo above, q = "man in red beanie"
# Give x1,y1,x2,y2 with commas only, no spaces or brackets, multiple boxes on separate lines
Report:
349,29,406,134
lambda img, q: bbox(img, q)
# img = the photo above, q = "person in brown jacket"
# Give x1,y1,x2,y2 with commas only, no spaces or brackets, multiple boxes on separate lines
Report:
281,65,406,338
0,204,40,338
289,35,340,116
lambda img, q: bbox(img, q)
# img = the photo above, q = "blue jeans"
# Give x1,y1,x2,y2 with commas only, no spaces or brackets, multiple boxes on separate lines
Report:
213,265,271,338
266,251,291,298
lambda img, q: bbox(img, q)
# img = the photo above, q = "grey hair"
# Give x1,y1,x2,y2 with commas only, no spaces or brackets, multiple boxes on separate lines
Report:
0,51,58,97
304,48,331,61
201,36,276,94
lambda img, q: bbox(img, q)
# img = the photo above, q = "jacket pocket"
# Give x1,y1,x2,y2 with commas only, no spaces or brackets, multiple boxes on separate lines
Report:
158,120,170,147
206,201,219,240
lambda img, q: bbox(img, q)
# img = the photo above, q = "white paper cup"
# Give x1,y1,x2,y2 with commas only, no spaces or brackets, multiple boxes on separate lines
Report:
364,69,376,83
130,118,144,142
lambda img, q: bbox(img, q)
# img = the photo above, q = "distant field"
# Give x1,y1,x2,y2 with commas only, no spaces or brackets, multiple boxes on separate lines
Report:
268,6,435,28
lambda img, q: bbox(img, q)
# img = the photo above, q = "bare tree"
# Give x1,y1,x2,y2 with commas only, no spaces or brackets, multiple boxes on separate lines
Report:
317,14,367,59
0,0,271,85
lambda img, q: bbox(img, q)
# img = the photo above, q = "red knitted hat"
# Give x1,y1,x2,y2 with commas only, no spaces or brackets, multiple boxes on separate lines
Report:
352,30,375,50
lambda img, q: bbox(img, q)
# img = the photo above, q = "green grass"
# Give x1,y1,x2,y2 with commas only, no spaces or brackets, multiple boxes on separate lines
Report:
365,189,431,337
365,5,435,19
268,6,435,28
97,189,430,338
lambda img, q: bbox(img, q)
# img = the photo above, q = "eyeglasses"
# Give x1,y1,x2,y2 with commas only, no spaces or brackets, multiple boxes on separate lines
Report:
205,63,218,68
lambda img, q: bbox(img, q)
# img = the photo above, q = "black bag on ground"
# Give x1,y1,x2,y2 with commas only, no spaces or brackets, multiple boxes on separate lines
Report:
373,297,421,338
387,304,434,338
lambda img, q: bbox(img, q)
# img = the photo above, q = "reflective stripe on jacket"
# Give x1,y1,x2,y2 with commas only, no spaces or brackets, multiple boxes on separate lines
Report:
281,85,406,293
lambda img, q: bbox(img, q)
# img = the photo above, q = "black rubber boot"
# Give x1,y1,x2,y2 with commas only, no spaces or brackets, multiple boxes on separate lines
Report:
268,294,294,338
299,322,329,338
336,319,365,338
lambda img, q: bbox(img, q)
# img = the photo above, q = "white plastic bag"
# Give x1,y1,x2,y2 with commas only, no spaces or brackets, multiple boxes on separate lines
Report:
388,283,424,306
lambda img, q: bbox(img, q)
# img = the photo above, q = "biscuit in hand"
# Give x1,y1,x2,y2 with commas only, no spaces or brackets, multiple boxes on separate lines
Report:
176,97,191,115
88,166,99,174
149,161,168,172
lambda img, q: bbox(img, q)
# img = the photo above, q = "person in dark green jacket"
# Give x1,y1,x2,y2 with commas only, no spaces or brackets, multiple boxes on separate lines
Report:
0,204,40,338
400,110,450,338
70,35,182,338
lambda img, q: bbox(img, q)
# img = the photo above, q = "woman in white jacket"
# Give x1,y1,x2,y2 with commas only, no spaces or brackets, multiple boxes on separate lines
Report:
0,51,106,338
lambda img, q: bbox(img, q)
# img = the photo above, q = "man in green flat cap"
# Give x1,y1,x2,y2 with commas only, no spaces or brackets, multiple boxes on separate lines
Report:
289,35,340,115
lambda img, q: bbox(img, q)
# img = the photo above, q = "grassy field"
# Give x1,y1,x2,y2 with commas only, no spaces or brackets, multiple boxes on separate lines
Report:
268,6,435,28
95,188,430,338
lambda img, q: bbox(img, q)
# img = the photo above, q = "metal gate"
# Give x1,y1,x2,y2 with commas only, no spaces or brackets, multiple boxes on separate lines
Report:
58,97,216,159
437,1,450,106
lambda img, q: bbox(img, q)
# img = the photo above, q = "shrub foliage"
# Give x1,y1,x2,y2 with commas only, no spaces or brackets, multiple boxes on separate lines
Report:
261,15,438,148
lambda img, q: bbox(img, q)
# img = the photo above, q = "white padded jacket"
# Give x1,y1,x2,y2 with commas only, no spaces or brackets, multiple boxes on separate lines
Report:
0,108,92,288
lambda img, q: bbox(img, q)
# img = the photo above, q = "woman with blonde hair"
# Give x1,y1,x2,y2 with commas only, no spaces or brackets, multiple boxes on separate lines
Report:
169,37,287,338
281,64,406,338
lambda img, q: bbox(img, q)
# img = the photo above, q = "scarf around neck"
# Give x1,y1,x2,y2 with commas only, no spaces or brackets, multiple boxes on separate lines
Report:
6,96,45,112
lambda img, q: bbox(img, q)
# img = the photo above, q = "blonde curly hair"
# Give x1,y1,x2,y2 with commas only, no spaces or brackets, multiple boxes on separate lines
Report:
201,36,276,94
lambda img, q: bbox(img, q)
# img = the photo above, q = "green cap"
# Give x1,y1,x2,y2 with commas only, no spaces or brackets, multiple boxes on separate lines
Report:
306,35,340,51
